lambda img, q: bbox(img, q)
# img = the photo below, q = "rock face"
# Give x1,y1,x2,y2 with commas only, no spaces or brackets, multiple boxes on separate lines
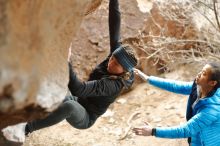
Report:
0,0,102,130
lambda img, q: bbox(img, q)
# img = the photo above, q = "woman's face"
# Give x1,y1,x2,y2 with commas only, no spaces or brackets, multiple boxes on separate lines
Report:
107,56,124,75
195,64,215,88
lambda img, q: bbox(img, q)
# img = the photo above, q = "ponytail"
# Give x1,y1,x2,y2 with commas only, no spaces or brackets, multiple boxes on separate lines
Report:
208,62,220,89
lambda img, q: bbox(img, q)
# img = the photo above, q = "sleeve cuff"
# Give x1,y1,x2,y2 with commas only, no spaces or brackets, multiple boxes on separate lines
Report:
152,128,156,136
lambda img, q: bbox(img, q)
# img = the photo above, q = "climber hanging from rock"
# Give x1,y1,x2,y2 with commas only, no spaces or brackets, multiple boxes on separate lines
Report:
24,0,138,135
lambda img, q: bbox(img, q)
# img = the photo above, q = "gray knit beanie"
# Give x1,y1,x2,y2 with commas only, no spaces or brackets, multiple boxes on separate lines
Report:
112,46,138,72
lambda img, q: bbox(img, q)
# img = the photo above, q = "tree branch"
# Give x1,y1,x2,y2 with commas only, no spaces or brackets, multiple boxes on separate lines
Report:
193,5,219,31
197,0,214,10
213,0,220,31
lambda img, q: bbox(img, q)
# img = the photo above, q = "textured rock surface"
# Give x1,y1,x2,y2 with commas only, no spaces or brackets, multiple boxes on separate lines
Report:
0,0,102,129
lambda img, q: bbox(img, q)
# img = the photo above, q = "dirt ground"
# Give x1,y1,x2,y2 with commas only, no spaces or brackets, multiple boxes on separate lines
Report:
23,65,198,146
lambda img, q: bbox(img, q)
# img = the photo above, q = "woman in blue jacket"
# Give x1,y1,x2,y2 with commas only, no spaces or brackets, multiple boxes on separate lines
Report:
133,62,220,146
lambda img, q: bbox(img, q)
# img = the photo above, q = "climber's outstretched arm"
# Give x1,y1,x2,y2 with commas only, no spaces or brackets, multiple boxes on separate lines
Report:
109,0,121,54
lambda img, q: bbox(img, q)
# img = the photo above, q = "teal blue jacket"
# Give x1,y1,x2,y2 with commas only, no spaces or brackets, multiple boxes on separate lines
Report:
148,76,220,146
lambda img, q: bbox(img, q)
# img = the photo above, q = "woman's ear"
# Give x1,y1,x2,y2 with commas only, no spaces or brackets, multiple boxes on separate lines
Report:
210,80,217,87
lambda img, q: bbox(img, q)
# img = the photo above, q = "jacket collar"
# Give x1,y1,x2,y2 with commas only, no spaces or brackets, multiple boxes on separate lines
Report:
194,88,220,112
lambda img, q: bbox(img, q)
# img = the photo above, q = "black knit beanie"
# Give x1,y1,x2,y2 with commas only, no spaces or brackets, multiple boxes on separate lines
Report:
112,46,137,72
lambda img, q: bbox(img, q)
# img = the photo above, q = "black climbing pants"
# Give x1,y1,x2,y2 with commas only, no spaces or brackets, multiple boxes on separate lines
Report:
27,95,94,132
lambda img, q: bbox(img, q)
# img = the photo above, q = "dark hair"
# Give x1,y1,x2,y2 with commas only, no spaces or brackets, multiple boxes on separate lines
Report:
208,62,220,88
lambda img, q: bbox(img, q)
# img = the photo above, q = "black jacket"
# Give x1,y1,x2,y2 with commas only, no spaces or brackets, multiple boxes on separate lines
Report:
68,57,133,118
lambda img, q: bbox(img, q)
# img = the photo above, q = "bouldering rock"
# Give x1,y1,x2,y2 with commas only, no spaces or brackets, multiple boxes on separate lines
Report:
0,0,102,143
